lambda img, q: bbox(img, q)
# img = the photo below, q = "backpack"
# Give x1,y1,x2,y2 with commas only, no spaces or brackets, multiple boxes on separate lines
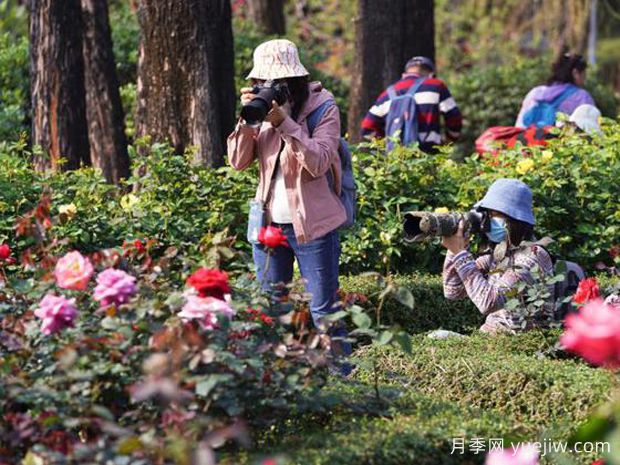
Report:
518,240,585,321
553,259,586,320
475,126,556,155
385,78,426,152
522,85,579,128
475,126,525,155
306,100,357,228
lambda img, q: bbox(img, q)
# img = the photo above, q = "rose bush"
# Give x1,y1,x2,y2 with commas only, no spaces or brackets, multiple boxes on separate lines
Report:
1,121,619,275
0,197,347,464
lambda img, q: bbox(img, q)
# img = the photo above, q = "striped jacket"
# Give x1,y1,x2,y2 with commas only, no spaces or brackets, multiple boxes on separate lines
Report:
361,73,463,153
443,245,556,333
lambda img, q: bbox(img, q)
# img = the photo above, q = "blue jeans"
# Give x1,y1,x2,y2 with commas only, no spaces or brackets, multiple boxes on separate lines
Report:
252,224,351,355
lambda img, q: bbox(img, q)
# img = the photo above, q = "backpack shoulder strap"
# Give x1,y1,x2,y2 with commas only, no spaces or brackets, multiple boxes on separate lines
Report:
551,85,579,107
405,77,426,97
387,85,398,100
516,237,557,263
307,100,335,136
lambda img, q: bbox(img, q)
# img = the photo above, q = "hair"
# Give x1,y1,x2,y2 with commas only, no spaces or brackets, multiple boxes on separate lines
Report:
285,76,310,121
547,52,587,85
506,217,535,247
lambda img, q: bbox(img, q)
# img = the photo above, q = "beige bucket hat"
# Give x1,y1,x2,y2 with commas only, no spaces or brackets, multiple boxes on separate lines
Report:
246,39,309,80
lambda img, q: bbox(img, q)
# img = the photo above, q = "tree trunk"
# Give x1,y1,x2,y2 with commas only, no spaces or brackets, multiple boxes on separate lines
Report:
29,0,90,171
248,0,286,35
81,0,130,184
135,0,235,167
347,0,435,144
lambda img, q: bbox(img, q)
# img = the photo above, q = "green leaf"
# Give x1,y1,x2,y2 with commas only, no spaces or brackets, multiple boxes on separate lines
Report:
394,286,415,310
323,310,349,322
195,374,232,397
393,332,413,354
352,312,372,330
377,330,393,345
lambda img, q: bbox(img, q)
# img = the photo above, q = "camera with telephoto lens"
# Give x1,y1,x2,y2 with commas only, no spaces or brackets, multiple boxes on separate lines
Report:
240,80,291,125
403,209,491,243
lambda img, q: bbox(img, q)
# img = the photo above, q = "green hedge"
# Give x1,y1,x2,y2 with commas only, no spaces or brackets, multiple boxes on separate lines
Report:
228,331,612,465
2,122,620,276
353,333,614,427
340,273,483,334
234,387,520,465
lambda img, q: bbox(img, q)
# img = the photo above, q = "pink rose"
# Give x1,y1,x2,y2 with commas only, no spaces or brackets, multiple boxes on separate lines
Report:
179,292,235,330
93,268,138,307
34,294,78,335
561,298,620,367
485,444,539,465
54,251,94,290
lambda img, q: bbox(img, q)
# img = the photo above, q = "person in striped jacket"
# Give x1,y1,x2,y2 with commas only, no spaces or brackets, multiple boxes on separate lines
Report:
360,56,463,153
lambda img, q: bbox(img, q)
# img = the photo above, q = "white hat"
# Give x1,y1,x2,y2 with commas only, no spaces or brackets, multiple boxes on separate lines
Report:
569,104,602,135
246,39,309,80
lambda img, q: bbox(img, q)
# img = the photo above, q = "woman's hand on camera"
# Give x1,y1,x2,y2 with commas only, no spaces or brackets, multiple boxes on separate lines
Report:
240,87,256,106
265,100,287,127
441,220,469,254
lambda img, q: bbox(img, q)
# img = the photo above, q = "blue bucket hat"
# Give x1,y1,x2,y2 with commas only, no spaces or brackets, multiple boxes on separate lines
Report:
474,178,535,225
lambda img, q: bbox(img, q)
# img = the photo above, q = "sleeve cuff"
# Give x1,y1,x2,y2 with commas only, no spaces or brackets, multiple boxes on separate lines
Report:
238,120,261,134
275,115,299,137
453,250,476,278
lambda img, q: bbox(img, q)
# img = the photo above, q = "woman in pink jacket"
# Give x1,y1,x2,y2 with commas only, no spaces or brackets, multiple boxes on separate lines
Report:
227,40,350,360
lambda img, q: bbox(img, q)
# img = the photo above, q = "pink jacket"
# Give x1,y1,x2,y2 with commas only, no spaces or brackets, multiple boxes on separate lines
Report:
227,82,346,243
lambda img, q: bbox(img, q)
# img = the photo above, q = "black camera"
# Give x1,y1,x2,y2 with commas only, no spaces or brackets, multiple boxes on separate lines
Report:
240,80,291,125
403,209,491,243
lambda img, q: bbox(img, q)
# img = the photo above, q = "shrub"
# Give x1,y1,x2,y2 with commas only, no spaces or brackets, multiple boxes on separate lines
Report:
340,273,482,334
0,33,28,140
448,58,618,156
448,58,548,156
234,386,520,465
226,331,611,465
0,204,335,463
2,120,620,275
109,0,140,86
455,125,620,271
353,333,614,427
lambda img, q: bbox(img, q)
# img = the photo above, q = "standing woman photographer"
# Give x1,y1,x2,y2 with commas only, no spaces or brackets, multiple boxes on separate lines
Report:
442,179,556,333
227,39,350,359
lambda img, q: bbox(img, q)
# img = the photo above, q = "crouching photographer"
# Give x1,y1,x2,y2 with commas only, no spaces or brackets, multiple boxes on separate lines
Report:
405,179,556,334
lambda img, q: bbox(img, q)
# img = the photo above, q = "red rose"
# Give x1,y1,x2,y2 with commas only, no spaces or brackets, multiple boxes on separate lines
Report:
573,277,600,305
591,460,606,465
258,226,289,249
134,239,146,253
186,268,231,300
0,244,10,260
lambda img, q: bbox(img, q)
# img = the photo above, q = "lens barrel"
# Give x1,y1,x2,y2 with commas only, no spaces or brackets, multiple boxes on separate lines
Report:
240,87,276,125
403,210,488,242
